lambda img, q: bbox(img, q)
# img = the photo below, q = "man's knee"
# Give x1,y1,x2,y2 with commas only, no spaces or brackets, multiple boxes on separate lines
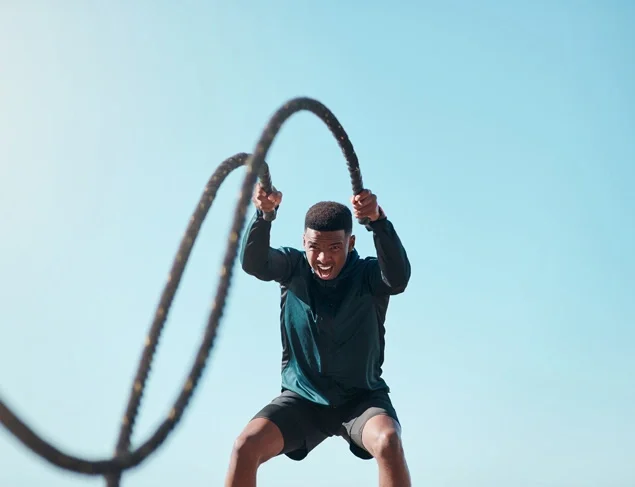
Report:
231,418,284,466
362,415,404,461
371,427,403,460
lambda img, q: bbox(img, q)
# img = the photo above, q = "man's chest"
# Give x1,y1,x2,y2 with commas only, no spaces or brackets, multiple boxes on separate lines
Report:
283,275,374,340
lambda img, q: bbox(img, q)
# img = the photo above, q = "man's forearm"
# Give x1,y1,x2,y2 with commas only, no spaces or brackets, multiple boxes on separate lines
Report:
368,216,411,291
240,210,273,276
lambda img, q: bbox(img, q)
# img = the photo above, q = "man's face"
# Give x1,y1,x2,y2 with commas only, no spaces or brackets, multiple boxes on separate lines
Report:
303,228,355,280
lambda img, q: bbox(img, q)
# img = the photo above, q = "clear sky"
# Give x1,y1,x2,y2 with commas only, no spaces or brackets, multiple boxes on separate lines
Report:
1,2,633,487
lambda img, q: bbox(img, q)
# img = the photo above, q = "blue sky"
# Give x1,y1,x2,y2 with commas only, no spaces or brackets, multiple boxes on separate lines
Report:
1,2,633,486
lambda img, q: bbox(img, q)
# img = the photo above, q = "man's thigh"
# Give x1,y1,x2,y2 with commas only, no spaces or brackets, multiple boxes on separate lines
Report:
339,389,400,460
252,390,330,461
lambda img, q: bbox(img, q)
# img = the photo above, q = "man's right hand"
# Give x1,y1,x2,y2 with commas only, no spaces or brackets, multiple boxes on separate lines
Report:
252,182,282,213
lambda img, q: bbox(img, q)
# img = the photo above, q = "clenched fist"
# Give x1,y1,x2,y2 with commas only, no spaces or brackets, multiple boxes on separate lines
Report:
350,189,383,223
252,182,282,213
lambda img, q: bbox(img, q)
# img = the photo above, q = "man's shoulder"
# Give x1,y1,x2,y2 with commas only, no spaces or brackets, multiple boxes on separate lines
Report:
346,255,378,283
273,247,309,287
277,246,308,274
354,255,379,269
356,254,378,263
277,246,305,259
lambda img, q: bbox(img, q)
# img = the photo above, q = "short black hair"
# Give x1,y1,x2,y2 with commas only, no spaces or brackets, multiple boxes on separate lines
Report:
304,201,352,234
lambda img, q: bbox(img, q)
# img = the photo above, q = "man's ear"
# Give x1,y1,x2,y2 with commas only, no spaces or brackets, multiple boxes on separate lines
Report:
348,234,356,252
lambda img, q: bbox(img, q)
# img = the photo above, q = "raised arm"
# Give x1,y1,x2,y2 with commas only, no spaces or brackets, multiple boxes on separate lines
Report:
239,183,298,283
352,190,411,295
365,215,411,294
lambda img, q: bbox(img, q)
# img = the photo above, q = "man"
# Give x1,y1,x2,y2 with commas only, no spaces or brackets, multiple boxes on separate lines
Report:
224,182,412,487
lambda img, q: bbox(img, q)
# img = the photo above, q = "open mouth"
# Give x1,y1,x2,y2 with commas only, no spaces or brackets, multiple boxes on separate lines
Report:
316,264,334,279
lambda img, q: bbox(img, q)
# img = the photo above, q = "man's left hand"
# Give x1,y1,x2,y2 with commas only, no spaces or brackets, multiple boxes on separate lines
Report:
351,189,384,223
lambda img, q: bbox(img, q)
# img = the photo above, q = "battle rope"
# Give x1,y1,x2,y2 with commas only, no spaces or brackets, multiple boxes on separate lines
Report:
0,97,367,486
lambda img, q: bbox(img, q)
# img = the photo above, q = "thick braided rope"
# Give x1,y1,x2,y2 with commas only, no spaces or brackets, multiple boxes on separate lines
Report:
0,97,366,484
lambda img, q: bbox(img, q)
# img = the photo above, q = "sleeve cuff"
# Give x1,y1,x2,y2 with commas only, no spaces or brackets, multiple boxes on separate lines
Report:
364,206,388,231
255,207,279,220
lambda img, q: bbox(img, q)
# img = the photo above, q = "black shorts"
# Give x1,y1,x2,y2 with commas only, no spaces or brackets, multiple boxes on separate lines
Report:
252,388,399,461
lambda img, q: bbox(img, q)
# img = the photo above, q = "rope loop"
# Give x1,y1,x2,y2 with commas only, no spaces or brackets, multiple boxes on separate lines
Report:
0,97,366,485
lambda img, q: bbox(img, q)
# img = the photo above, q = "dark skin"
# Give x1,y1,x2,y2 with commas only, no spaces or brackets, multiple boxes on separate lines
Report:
227,184,411,487
303,229,353,280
